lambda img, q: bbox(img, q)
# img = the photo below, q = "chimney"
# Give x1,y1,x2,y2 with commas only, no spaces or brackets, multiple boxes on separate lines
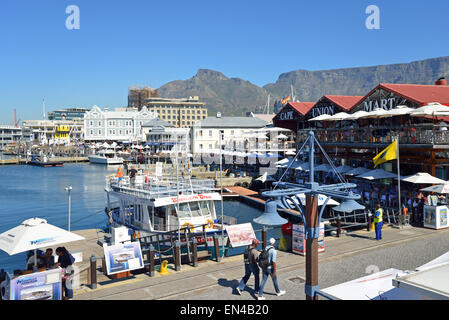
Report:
435,77,448,86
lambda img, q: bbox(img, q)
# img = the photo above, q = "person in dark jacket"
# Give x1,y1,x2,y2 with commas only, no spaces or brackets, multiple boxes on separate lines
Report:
236,239,260,295
54,247,75,300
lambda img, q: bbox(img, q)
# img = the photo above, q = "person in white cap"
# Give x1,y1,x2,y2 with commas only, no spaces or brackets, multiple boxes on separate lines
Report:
257,238,285,300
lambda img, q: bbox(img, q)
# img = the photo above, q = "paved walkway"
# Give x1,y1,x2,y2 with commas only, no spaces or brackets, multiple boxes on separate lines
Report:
72,224,449,300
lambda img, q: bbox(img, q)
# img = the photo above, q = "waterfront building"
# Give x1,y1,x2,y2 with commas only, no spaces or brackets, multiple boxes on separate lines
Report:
142,118,191,154
145,96,207,128
22,119,84,145
0,125,23,149
83,105,157,142
274,79,449,182
48,108,90,121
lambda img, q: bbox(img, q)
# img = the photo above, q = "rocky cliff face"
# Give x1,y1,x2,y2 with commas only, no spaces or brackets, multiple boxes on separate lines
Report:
157,56,449,116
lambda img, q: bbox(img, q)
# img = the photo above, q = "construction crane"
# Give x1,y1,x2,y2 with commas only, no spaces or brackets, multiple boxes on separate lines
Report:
13,109,21,128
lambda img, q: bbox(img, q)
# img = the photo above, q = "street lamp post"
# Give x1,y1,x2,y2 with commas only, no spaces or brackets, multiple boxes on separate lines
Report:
65,186,72,232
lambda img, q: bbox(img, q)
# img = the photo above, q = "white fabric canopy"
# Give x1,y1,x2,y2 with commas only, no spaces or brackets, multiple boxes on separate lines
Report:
308,114,334,122
0,218,85,256
294,162,310,171
420,184,449,194
276,134,288,139
285,150,296,156
378,105,415,118
315,163,333,172
345,111,370,120
345,167,371,176
288,193,340,206
328,112,351,121
359,108,389,119
411,103,449,117
356,169,398,180
401,172,447,185
335,165,353,174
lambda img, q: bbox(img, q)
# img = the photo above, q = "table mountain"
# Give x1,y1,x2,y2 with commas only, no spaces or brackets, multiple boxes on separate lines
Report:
157,56,449,116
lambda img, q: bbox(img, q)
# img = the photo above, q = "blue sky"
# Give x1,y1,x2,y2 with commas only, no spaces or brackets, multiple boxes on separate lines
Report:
1,0,449,121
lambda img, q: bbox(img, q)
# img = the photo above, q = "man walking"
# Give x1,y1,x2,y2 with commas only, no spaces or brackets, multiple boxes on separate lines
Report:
374,203,383,240
236,239,260,295
257,238,285,300
129,165,137,187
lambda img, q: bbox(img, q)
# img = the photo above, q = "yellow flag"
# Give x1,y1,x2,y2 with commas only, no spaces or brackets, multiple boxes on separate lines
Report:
373,140,398,168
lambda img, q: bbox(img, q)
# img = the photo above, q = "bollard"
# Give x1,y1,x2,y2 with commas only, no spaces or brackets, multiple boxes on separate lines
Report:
174,241,181,271
262,227,267,249
147,245,155,277
213,234,220,262
90,255,97,289
191,238,198,267
336,215,341,238
367,211,372,231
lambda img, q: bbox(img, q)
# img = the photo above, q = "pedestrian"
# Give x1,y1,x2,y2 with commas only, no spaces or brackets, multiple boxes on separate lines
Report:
117,167,124,185
129,166,137,187
54,247,75,300
374,203,383,240
44,248,55,269
257,238,286,300
236,239,260,295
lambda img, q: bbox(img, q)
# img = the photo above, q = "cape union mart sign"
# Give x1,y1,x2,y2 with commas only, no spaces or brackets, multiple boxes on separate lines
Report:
311,105,336,118
363,97,398,112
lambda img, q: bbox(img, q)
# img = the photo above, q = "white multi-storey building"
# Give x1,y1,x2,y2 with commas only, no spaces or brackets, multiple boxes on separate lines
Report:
142,118,191,154
84,105,157,142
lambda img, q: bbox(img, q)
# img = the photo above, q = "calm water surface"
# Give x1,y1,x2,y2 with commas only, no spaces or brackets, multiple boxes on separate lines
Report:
0,163,280,272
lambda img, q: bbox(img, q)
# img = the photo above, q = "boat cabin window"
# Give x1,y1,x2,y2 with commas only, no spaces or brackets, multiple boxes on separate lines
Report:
199,201,210,216
177,203,191,218
189,202,202,217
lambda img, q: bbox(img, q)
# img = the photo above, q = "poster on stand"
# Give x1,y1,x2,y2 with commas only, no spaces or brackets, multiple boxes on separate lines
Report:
292,222,325,256
9,268,62,300
225,223,256,247
104,241,144,275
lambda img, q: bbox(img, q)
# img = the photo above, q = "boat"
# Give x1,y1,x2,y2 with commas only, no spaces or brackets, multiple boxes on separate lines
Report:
105,172,233,247
29,155,63,167
88,149,123,165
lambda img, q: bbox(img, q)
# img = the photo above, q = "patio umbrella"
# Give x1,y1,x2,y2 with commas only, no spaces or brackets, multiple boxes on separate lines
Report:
275,134,289,139
0,218,85,267
378,105,415,118
410,102,449,117
275,158,291,165
315,163,333,172
101,142,111,149
345,111,370,120
356,169,398,180
335,165,353,174
359,108,389,119
308,114,334,122
294,162,310,171
285,150,296,156
345,167,371,176
420,184,449,194
401,172,447,184
328,112,351,121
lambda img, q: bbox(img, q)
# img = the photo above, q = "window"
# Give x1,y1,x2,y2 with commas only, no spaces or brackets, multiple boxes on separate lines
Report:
99,129,102,135
90,121,93,126
209,130,212,137
90,130,93,135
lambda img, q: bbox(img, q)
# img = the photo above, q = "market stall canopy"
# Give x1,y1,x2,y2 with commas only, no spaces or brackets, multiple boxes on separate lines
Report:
275,134,289,139
285,150,296,156
109,142,118,148
0,218,85,256
345,167,371,176
356,169,398,180
308,114,334,122
420,184,449,194
294,162,310,171
275,158,290,165
410,102,449,117
101,142,111,149
401,172,447,185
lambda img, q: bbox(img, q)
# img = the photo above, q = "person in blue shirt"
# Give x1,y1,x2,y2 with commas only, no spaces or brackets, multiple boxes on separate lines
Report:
257,238,286,300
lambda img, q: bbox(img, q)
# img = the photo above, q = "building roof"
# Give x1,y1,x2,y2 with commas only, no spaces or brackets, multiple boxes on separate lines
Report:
141,117,174,128
250,113,276,123
355,83,449,107
287,102,316,116
322,95,364,111
196,116,268,128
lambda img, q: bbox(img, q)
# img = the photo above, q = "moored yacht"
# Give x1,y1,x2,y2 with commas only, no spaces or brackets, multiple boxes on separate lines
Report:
88,149,124,165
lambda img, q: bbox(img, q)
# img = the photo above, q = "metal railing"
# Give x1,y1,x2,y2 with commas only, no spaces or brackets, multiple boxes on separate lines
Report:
298,124,449,146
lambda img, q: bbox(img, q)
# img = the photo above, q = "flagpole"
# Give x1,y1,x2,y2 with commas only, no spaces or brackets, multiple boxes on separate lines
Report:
396,138,402,221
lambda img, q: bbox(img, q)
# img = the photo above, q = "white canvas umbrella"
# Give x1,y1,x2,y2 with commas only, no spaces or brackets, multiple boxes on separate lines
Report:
328,112,351,121
356,169,398,180
275,158,291,165
110,142,118,148
401,172,447,185
411,103,449,117
379,105,415,118
101,142,111,149
276,134,289,139
335,165,353,174
294,162,310,171
420,184,449,194
345,111,370,120
285,150,296,156
308,114,334,122
359,108,389,119
315,163,333,172
0,218,85,267
345,167,371,176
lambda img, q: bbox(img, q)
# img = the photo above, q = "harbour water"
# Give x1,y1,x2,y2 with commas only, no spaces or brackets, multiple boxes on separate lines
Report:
0,163,280,272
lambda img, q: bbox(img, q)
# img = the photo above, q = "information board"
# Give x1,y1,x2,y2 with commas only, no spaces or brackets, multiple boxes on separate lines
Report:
292,222,325,255
104,241,144,275
8,268,62,300
225,223,256,247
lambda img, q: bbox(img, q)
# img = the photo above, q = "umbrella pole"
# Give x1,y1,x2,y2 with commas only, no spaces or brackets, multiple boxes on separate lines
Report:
34,249,37,272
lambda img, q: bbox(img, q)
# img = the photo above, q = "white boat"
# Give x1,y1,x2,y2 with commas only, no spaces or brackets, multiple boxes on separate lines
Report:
88,149,123,165
105,173,232,247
